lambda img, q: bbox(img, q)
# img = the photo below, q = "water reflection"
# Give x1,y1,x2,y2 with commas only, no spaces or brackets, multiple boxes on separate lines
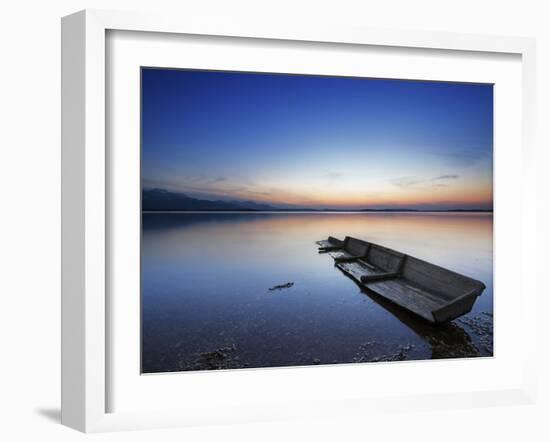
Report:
347,280,480,359
142,212,493,373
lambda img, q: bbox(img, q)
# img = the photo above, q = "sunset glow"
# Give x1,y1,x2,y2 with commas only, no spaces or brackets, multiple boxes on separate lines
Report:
142,69,493,210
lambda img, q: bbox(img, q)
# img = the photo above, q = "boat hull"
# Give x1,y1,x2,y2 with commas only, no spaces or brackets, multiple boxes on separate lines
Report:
318,236,486,323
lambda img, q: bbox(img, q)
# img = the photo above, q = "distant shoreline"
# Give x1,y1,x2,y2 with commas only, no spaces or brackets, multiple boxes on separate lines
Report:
142,189,493,213
142,209,493,214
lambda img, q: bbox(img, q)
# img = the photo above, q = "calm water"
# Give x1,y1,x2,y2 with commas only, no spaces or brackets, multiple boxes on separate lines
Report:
141,212,493,373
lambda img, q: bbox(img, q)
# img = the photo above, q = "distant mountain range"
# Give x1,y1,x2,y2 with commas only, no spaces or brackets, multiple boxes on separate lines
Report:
142,188,280,211
142,188,493,212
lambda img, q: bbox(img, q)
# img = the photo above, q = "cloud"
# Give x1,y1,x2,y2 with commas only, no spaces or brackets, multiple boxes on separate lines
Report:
432,174,459,181
325,172,343,179
390,177,424,188
247,190,274,196
429,148,491,167
390,174,460,188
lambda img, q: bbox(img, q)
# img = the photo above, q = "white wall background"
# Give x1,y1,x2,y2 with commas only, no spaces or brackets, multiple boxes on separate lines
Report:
0,1,547,440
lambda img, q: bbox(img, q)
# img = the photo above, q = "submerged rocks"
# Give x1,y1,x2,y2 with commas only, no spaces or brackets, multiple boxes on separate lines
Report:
457,312,493,356
353,340,416,363
180,344,244,370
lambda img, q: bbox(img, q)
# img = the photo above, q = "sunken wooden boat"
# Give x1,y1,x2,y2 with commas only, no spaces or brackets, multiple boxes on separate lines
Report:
316,236,485,323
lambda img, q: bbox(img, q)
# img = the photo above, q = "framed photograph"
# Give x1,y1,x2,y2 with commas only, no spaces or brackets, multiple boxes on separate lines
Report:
61,9,537,432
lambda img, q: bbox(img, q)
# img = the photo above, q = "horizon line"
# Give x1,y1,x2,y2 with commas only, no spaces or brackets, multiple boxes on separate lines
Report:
142,209,494,213
142,188,493,212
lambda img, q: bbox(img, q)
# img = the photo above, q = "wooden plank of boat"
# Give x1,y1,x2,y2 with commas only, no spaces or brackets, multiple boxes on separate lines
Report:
316,236,344,252
328,236,370,261
316,236,486,323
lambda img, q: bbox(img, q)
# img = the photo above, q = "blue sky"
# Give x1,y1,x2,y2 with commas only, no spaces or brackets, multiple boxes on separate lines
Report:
141,68,493,210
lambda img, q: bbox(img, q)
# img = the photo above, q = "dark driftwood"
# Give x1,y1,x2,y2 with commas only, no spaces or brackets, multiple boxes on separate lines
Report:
316,236,485,323
268,282,295,291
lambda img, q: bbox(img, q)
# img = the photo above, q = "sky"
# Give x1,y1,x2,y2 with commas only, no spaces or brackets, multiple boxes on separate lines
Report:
141,68,493,210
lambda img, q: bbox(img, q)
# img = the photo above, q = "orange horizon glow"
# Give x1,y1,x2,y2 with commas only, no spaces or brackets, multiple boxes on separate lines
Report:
145,172,493,210
142,70,493,211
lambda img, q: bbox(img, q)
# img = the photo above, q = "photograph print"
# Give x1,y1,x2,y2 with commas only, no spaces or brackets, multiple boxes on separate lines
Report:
141,68,493,373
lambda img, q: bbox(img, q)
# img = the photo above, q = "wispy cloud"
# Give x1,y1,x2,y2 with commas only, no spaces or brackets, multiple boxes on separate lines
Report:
429,148,491,167
433,174,459,181
247,190,274,196
390,174,460,188
390,177,424,188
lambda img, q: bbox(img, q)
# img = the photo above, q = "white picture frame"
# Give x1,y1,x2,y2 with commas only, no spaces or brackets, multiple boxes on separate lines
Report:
61,9,537,433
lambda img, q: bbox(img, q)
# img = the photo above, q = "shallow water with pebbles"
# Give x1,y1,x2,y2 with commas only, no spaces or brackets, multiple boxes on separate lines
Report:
141,212,493,373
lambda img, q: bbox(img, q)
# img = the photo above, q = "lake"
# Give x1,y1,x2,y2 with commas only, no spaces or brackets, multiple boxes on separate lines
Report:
141,212,493,373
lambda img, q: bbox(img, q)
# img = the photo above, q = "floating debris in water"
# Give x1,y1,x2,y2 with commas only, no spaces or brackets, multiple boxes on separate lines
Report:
268,282,294,291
